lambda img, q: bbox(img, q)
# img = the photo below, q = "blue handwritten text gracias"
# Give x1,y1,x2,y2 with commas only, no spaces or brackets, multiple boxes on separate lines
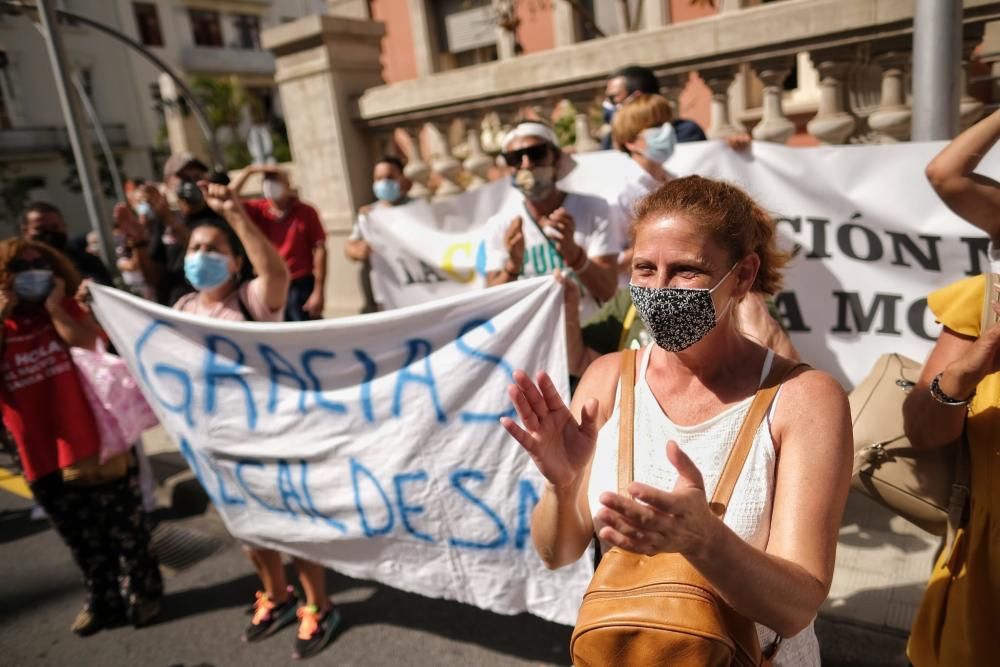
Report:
134,317,516,428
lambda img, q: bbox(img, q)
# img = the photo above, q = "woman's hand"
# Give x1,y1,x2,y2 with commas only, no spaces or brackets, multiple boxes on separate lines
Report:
939,300,1000,398
724,133,752,152
114,203,146,244
74,279,93,315
545,208,583,266
504,216,526,269
501,370,599,490
200,181,242,216
140,183,170,218
596,441,720,558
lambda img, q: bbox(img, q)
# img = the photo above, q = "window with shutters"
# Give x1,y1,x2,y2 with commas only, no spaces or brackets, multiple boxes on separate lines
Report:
232,14,261,50
432,0,499,71
133,2,164,47
190,8,223,47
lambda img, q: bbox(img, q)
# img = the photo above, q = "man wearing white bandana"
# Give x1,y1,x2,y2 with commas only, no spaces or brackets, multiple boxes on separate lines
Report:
484,122,619,321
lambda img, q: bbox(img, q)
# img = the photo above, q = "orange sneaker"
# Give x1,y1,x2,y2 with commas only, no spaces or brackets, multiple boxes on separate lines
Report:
292,604,341,659
241,590,298,642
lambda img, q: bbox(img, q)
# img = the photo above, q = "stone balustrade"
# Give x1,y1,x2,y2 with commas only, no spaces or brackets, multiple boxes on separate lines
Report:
348,0,999,201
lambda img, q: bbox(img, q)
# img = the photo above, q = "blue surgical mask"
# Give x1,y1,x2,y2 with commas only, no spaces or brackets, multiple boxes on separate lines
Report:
13,269,54,302
641,122,677,164
373,178,402,203
184,251,232,290
262,180,286,201
136,201,155,219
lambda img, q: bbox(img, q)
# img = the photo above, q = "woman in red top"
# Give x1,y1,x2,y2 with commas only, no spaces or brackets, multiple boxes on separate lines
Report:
0,238,162,635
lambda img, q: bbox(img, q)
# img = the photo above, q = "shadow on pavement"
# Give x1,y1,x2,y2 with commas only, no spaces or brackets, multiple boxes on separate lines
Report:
815,614,909,667
152,565,571,664
0,575,86,624
151,572,261,626
0,507,50,545
328,570,572,665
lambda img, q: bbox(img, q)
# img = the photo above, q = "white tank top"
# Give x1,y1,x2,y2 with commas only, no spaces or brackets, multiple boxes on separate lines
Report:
587,345,820,667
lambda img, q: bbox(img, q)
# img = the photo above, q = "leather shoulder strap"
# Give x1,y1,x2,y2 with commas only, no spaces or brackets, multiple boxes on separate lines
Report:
980,272,998,334
710,356,808,516
616,349,638,496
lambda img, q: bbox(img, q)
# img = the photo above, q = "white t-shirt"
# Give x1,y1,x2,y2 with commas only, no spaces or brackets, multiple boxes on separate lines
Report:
483,191,619,321
614,170,661,245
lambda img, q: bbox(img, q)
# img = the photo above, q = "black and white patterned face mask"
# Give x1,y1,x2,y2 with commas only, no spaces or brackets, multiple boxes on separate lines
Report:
628,264,736,352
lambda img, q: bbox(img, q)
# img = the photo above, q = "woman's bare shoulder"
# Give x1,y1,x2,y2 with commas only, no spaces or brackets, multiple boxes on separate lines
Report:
574,350,629,421
771,362,851,449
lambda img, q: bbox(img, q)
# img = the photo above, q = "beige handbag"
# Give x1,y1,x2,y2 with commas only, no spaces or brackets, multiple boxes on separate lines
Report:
849,273,990,537
849,353,959,536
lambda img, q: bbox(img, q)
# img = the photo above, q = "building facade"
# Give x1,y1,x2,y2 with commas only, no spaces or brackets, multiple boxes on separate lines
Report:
0,0,325,237
263,0,1000,317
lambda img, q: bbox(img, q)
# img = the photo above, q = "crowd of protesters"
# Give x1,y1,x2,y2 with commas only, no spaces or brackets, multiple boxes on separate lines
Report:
3,61,999,666
1,152,338,658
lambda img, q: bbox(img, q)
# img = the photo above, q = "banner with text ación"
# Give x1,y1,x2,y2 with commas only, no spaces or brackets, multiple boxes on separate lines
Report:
366,141,1000,386
89,278,592,625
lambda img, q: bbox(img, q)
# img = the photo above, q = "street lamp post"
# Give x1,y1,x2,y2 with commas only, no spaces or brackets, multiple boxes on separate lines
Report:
35,0,120,283
911,0,962,141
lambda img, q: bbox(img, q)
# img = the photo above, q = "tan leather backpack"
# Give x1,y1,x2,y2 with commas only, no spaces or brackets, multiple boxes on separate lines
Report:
570,349,798,667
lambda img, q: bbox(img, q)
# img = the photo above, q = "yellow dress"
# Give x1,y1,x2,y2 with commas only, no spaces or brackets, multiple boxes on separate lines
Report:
908,274,1000,667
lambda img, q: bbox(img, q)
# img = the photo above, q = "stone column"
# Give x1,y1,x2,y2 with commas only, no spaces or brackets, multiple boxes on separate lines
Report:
806,51,857,145
464,128,492,189
262,15,386,317
495,0,518,60
426,122,465,199
480,112,506,155
642,0,669,29
408,0,437,76
750,58,795,144
399,128,432,200
553,0,577,47
867,48,912,143
960,24,986,131
575,113,600,152
660,73,685,120
701,67,740,139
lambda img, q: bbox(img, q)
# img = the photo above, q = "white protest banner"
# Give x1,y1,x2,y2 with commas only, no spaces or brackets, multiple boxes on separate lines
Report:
365,141,999,387
664,140,999,386
89,278,592,625
363,151,644,309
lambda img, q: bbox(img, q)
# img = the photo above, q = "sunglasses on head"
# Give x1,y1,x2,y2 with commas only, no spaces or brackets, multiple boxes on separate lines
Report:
7,258,51,273
502,143,550,168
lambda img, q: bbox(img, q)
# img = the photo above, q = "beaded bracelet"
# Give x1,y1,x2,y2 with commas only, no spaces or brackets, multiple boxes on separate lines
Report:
929,372,974,406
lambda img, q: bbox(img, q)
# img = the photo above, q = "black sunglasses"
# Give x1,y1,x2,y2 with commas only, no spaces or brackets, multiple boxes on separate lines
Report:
7,258,51,273
502,143,550,168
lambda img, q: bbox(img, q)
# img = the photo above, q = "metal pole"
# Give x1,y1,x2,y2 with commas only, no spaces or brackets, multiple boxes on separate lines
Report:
911,0,962,141
71,71,126,204
35,0,120,283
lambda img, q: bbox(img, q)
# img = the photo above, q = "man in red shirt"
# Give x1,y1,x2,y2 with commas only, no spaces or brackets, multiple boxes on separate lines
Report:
234,166,327,320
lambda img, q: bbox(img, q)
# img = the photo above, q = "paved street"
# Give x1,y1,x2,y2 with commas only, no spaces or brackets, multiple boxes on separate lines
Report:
0,488,573,667
1,444,911,667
